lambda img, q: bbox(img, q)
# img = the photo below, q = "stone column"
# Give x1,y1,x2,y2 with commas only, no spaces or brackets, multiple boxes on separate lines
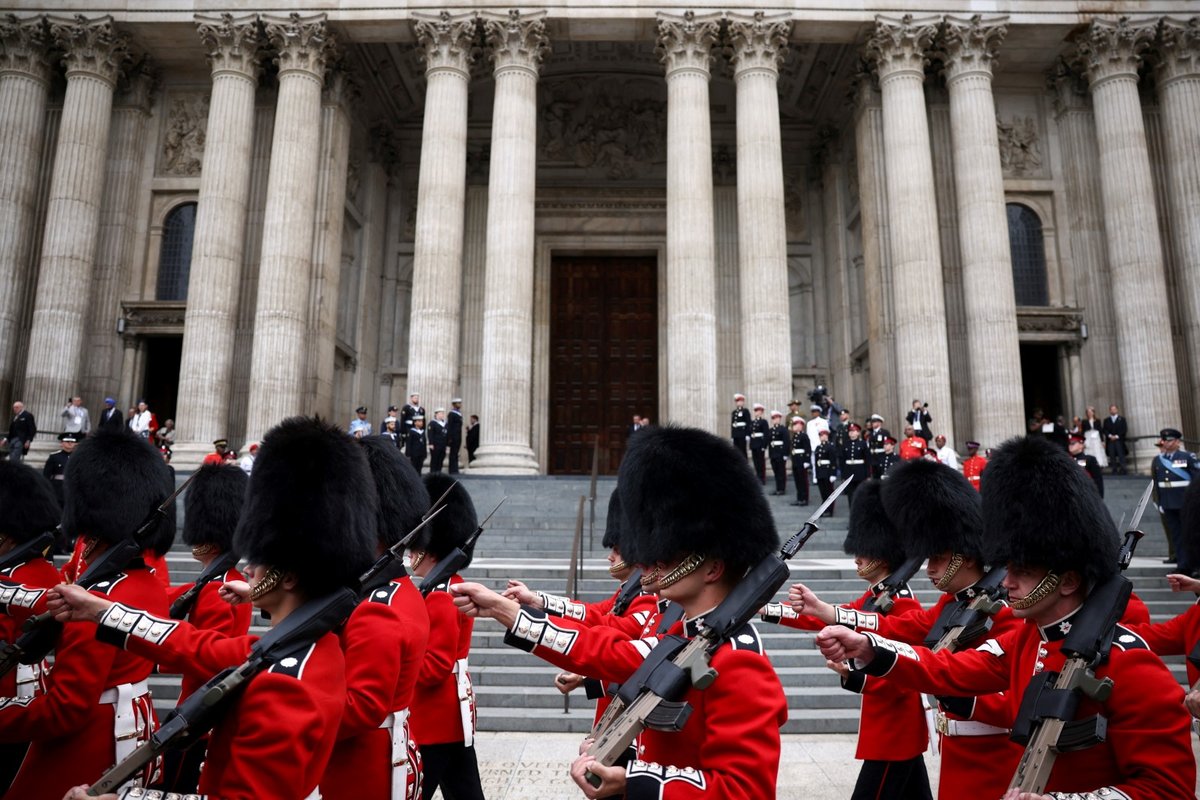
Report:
1155,18,1200,431
728,12,793,411
22,15,130,431
407,11,476,410
0,16,53,409
173,14,262,460
657,11,721,432
940,15,1024,447
244,13,333,440
865,14,953,441
1077,18,1181,462
471,10,547,473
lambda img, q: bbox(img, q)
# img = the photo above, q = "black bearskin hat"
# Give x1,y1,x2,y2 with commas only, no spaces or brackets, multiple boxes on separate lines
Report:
235,417,377,596
417,473,479,567
618,425,778,576
602,489,625,551
981,436,1118,584
63,430,175,547
1180,480,1200,575
0,462,60,543
182,464,248,553
880,459,984,562
359,435,430,550
843,479,905,568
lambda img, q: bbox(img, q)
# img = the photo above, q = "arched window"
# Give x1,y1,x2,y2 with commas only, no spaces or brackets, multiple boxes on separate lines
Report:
156,202,197,301
1006,203,1048,306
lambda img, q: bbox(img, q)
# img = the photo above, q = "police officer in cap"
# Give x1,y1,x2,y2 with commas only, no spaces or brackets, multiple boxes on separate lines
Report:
813,429,838,515
42,431,80,508
1153,427,1200,574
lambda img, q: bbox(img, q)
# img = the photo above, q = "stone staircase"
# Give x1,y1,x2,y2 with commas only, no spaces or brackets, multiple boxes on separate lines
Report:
151,472,1190,734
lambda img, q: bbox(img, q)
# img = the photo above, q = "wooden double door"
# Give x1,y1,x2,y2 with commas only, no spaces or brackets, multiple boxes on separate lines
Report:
548,256,658,475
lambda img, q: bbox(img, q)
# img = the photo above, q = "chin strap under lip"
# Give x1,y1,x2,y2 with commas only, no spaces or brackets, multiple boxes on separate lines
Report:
248,566,284,601
935,553,965,591
1009,570,1060,610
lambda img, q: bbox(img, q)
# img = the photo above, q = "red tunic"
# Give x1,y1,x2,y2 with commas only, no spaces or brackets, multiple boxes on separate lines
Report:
505,605,787,799
0,556,60,698
411,574,475,746
61,537,170,588
323,576,430,800
0,567,166,800
165,568,253,700
861,616,1197,798
97,601,346,799
1130,596,1200,685
762,585,928,761
961,455,987,491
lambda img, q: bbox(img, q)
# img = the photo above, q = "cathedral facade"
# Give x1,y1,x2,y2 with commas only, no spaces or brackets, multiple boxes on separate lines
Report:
1,3,1197,472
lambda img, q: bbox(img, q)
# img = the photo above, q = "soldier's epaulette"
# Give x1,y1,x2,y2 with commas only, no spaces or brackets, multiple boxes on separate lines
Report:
86,573,129,596
425,581,452,595
367,583,401,605
726,621,765,655
267,641,318,679
1110,625,1148,652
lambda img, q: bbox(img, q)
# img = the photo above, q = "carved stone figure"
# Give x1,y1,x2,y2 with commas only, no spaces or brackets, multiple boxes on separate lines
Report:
997,115,1042,175
161,94,209,176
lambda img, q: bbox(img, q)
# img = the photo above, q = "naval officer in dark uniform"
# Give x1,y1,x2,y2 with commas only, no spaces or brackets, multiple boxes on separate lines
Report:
731,393,751,456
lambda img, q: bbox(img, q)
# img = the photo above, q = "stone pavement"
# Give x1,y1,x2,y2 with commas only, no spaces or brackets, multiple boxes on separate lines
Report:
438,731,1200,799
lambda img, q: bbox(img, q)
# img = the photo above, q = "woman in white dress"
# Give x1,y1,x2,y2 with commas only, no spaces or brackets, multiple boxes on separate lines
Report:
1081,405,1108,467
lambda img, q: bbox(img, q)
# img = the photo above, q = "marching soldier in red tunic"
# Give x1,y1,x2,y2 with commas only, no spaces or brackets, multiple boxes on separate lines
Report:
1,431,172,799
761,479,931,800
817,436,1197,799
453,425,788,799
56,416,379,800
0,462,62,792
156,463,252,793
408,474,485,800
322,436,432,800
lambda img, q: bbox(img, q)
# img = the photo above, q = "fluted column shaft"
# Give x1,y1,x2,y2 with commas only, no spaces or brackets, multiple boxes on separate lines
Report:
473,11,547,473
730,12,792,411
658,11,720,432
1079,18,1181,459
175,14,262,456
1156,18,1200,430
407,12,475,410
245,13,331,440
0,16,53,408
23,16,129,430
867,16,954,440
941,15,1024,447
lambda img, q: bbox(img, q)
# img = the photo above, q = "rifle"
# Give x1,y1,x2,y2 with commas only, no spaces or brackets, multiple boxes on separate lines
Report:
169,549,241,620
85,586,360,796
0,472,195,679
583,476,852,786
0,530,55,574
861,553,925,615
419,496,507,597
927,566,1008,653
360,480,457,593
1006,512,1147,793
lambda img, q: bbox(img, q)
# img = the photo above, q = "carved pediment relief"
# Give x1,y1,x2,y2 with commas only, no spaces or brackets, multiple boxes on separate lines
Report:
160,93,209,177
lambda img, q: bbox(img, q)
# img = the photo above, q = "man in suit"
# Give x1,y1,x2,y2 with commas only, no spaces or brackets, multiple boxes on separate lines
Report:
97,396,124,433
905,400,933,442
1102,403,1128,475
3,401,36,463
447,398,464,474
428,408,448,473
466,415,480,463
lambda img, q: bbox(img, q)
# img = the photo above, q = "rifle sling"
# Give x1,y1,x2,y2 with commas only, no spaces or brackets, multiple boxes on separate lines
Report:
0,532,54,574
361,559,409,595
614,635,691,708
1189,640,1200,671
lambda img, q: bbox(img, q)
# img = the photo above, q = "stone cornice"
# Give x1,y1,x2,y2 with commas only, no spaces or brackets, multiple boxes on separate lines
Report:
49,14,131,87
865,13,939,82
0,14,54,85
727,11,791,78
939,14,1007,82
1155,16,1200,85
656,10,720,78
413,11,477,77
196,12,263,81
482,10,548,76
1075,16,1155,87
263,12,334,79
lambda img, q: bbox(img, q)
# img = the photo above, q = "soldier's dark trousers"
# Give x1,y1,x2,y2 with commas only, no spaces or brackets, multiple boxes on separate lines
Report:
410,452,426,474
733,435,748,456
817,477,835,514
430,445,447,473
792,465,809,503
751,450,766,484
0,742,27,796
843,478,859,507
771,457,787,493
448,437,461,473
420,742,486,800
851,756,933,800
1164,508,1191,572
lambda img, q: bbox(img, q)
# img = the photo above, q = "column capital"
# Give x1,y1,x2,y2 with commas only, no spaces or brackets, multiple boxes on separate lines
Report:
196,12,263,80
413,11,477,77
865,14,939,82
850,59,882,113
1154,17,1200,85
49,14,131,87
1047,55,1091,114
263,12,334,79
938,14,1007,82
1075,16,1155,87
482,10,548,76
115,55,159,112
0,15,53,84
322,60,360,108
656,10,721,78
726,11,791,78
